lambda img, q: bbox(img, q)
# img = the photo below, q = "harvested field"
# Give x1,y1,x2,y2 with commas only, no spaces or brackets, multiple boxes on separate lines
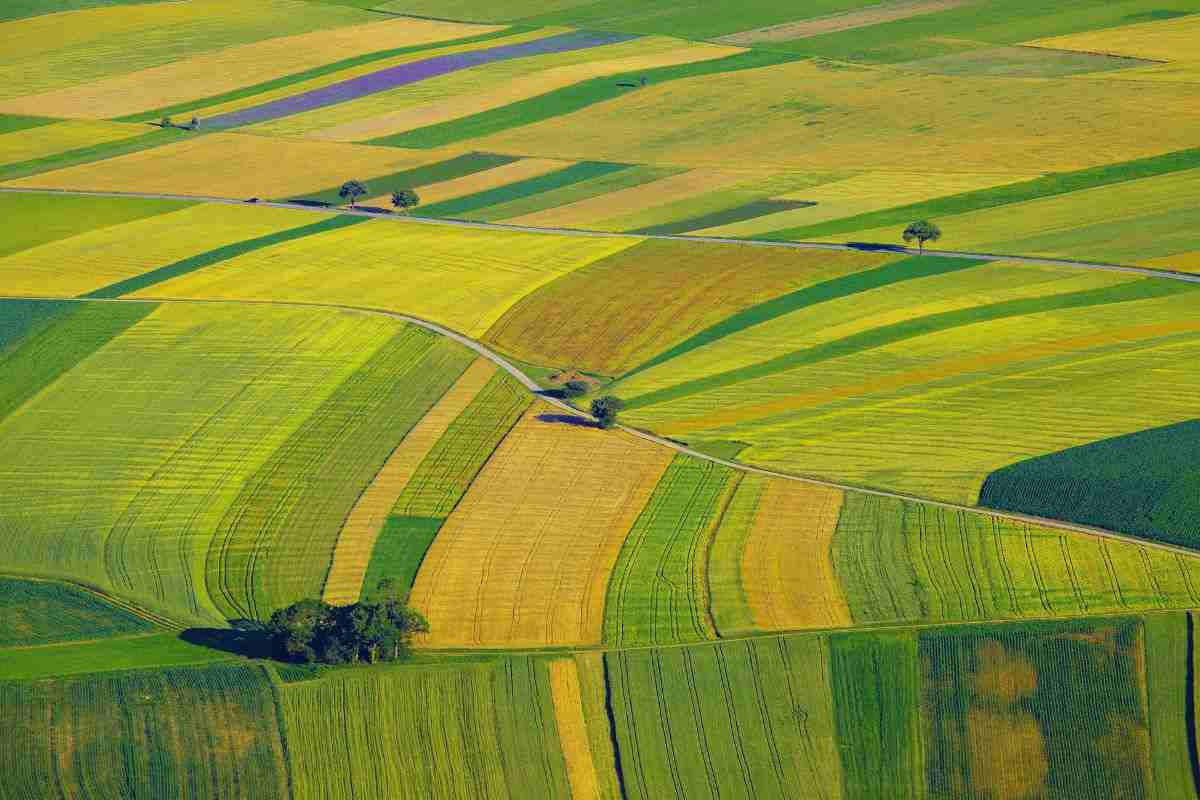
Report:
138,219,640,336
322,357,495,605
485,239,891,376
6,133,439,199
409,406,671,647
718,0,973,44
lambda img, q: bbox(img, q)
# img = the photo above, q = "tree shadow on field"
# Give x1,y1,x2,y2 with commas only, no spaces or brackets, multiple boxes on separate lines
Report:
536,412,602,429
179,624,275,659
845,241,907,253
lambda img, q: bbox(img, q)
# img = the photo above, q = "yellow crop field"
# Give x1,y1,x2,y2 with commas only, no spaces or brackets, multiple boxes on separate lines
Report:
507,168,751,230
1028,14,1200,62
0,120,144,167
0,17,499,119
296,39,741,142
5,133,439,199
0,0,370,101
322,357,495,606
471,59,1200,172
548,659,602,800
0,202,316,297
836,167,1200,262
408,406,672,647
692,169,1039,238
741,480,850,630
390,157,573,207
1141,251,1200,274
137,219,640,336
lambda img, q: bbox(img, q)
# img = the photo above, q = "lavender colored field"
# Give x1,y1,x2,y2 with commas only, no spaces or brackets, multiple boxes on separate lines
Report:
203,30,636,129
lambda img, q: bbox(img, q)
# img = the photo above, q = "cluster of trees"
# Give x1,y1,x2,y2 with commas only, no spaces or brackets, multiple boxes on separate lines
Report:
591,395,625,428
338,180,420,213
268,581,428,664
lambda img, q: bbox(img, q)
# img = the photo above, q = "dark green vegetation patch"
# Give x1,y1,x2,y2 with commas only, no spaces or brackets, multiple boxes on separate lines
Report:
0,577,153,647
0,299,72,355
361,516,444,602
980,418,1200,549
85,213,368,298
371,49,802,149
632,199,815,235
289,151,520,205
418,161,629,218
0,301,157,424
0,114,58,135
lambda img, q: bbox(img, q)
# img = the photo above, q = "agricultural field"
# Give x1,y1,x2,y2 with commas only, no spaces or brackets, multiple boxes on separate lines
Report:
4,0,1200,795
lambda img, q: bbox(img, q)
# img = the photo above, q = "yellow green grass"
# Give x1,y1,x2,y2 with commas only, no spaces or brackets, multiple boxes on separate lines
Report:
0,119,144,167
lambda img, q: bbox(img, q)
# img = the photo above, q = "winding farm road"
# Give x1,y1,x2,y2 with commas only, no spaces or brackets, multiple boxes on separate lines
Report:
2,185,1199,562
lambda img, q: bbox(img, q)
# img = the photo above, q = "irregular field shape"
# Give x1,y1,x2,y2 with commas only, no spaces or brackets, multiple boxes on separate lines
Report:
136,220,641,336
0,16,498,119
740,480,850,631
6,133,441,200
469,58,1200,171
608,634,843,800
0,0,374,101
895,45,1149,78
204,30,635,129
919,617,1151,799
409,406,672,647
305,39,740,142
485,240,890,376
279,658,569,799
603,456,735,646
832,493,1200,626
0,119,144,167
717,0,975,44
0,303,401,623
0,192,189,260
1027,13,1200,61
0,577,153,646
0,664,288,799
0,202,318,297
322,357,495,605
205,328,474,622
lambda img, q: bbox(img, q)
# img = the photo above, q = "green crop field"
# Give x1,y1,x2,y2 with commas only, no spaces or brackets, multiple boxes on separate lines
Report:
3,0,1200,795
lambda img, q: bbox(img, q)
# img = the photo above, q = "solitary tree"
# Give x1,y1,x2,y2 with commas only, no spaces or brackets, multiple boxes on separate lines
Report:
902,220,941,252
339,180,369,208
390,189,420,214
561,379,590,400
591,395,626,429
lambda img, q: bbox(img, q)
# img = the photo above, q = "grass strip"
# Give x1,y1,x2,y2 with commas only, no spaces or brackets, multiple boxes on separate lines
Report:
0,128,184,182
115,26,530,123
763,146,1200,242
0,114,58,136
360,516,444,602
625,276,1199,409
624,255,979,379
370,48,802,149
0,301,158,423
419,161,629,217
288,151,520,204
83,213,368,298
632,199,815,235
473,163,680,221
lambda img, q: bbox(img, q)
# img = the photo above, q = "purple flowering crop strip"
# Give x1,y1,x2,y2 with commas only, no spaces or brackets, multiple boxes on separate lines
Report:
203,31,637,129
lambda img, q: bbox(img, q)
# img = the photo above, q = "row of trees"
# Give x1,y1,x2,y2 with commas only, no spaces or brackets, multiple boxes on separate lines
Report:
339,180,419,213
268,582,428,664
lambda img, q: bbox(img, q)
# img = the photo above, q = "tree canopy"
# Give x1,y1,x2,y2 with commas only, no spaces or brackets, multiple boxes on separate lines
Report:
591,395,626,429
391,189,420,214
268,589,428,665
902,220,942,251
338,180,369,207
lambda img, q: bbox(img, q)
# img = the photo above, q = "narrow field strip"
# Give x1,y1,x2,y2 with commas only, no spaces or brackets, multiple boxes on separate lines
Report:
409,406,672,648
0,192,190,260
411,156,573,206
322,357,496,605
371,48,794,149
603,456,736,646
632,199,815,236
0,119,144,168
549,658,603,800
477,165,679,223
717,0,974,44
706,474,767,637
296,151,519,205
0,128,180,183
203,30,636,129
420,161,630,218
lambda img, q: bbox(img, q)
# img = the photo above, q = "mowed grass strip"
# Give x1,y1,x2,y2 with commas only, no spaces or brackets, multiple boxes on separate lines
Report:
418,161,630,218
322,357,497,606
0,663,288,798
607,634,842,800
0,192,190,260
206,329,474,622
278,657,569,799
371,49,799,149
291,151,519,204
603,456,736,646
832,493,1200,626
485,240,891,376
0,576,154,646
764,146,1200,242
409,406,671,647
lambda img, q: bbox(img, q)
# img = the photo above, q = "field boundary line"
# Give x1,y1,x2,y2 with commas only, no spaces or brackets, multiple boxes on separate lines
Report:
0,186,1196,282
0,571,186,630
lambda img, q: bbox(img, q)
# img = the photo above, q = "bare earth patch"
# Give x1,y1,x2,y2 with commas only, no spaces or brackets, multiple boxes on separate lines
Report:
716,0,974,45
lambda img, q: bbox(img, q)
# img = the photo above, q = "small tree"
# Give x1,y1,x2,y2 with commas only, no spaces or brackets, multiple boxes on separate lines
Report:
561,379,590,399
902,220,941,252
189,116,199,130
160,116,173,128
339,180,369,208
590,395,625,429
390,189,420,214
